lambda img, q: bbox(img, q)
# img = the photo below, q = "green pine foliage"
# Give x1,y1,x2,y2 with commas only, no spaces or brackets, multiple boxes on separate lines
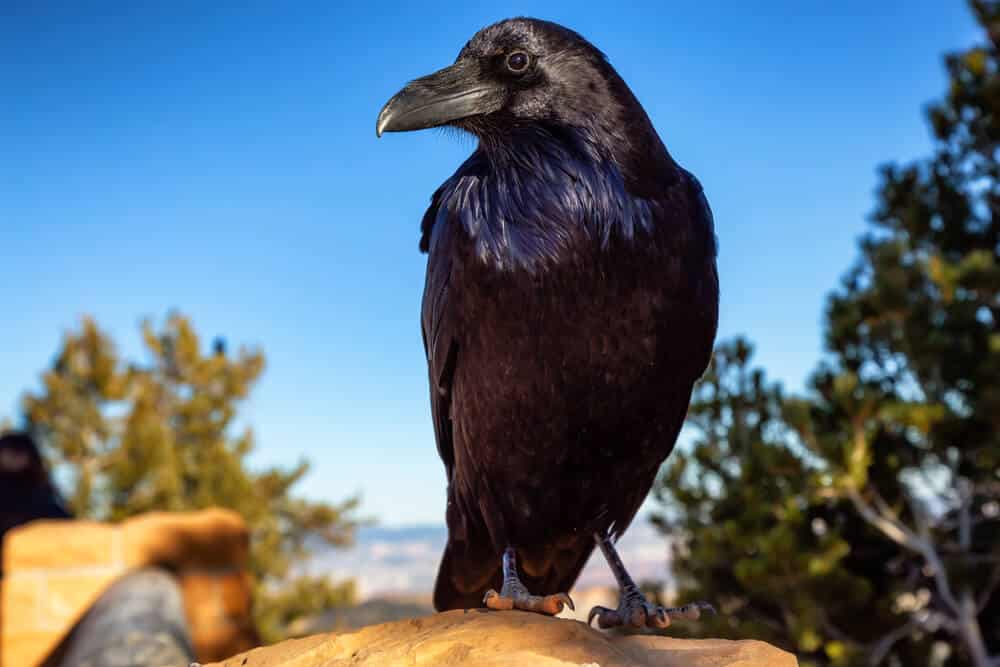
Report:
653,341,929,666
22,312,361,643
655,3,1000,665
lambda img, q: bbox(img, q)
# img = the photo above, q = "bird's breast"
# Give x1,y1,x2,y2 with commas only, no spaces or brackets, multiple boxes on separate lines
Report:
453,241,688,406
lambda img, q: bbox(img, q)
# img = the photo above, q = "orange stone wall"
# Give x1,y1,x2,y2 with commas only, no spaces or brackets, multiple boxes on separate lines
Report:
1,508,259,667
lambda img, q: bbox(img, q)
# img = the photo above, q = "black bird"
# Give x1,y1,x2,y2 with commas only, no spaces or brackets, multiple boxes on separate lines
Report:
377,18,718,628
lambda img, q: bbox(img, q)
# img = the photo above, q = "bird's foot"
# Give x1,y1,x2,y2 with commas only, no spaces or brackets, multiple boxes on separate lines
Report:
483,580,574,616
587,589,714,630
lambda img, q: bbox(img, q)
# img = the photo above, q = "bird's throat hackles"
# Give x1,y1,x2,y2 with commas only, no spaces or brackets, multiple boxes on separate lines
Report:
426,126,659,273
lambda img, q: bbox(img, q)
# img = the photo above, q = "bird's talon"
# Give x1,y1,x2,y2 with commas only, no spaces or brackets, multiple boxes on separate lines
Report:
483,589,514,611
587,605,610,628
587,606,602,626
589,595,715,630
555,592,575,612
676,604,699,620
538,594,564,615
588,606,623,629
651,607,671,629
484,587,570,615
662,600,715,621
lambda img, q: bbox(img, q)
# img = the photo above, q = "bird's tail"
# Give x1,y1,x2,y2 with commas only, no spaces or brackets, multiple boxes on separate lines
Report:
433,538,595,612
433,541,494,611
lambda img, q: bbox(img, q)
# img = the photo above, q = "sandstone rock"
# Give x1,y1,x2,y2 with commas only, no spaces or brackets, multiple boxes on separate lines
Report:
1,508,257,666
3,509,248,572
205,609,797,667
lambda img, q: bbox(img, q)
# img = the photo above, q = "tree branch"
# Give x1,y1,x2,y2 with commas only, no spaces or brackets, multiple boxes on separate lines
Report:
846,487,961,616
867,618,920,666
846,487,997,666
977,559,1000,613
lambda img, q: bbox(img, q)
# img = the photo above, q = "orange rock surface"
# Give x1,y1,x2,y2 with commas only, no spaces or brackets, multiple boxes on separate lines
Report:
1,509,257,667
205,609,797,667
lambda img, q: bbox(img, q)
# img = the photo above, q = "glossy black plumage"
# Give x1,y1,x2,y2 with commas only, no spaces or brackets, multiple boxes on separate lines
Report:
385,18,719,611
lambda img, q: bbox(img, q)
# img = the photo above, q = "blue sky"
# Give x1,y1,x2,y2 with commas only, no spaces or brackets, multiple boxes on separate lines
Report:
1,2,980,525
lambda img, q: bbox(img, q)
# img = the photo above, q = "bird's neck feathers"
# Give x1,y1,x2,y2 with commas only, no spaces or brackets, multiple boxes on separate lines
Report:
433,124,676,273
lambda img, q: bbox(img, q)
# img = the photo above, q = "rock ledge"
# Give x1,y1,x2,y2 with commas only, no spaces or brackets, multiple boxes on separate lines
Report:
205,609,797,667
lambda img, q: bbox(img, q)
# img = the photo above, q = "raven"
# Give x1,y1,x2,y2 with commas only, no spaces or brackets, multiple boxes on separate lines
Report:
377,18,718,629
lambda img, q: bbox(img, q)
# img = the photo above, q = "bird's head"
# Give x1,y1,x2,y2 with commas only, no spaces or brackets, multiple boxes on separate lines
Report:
376,18,658,157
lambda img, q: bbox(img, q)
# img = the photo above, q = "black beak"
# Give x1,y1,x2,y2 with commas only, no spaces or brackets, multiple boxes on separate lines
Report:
376,59,504,137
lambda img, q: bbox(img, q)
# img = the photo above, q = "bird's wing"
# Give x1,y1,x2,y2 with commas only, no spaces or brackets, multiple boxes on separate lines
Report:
420,189,459,478
684,170,720,381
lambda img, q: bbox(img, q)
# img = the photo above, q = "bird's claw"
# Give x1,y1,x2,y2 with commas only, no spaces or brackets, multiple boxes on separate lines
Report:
587,598,715,630
551,592,576,612
483,589,514,610
668,601,716,620
484,588,574,615
587,602,669,629
587,605,616,628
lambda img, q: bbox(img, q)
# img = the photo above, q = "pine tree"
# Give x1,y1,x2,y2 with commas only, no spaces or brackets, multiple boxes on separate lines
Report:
790,1,1000,661
655,3,1000,664
23,313,361,643
652,340,912,666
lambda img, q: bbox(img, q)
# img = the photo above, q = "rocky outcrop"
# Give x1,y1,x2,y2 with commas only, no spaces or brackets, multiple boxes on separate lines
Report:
205,609,797,667
1,509,257,666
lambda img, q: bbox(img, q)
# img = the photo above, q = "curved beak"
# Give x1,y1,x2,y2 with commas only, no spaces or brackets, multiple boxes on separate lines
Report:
376,59,504,137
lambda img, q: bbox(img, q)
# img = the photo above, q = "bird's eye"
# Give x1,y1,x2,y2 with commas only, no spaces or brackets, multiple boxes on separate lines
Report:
506,51,529,73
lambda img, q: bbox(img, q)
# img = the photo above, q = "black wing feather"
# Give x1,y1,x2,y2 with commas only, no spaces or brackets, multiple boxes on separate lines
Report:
420,190,458,478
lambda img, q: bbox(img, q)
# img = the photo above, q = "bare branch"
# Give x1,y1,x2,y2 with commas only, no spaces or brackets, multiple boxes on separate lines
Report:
905,492,932,540
847,488,919,550
958,591,995,667
870,488,900,521
978,560,1000,613
849,485,998,666
847,488,961,615
868,618,921,666
958,477,973,552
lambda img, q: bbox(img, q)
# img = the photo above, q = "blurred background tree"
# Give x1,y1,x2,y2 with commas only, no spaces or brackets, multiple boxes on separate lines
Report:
22,312,361,643
653,340,933,666
655,2,1000,665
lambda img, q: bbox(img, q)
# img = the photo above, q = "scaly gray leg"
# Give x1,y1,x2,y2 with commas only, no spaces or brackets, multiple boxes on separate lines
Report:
483,547,575,615
588,532,714,629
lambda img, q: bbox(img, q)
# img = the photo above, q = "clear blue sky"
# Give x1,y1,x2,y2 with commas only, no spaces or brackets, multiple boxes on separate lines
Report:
1,2,979,525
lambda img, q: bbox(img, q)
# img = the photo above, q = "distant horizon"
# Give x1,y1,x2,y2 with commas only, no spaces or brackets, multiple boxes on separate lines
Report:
2,2,980,524
306,516,671,603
